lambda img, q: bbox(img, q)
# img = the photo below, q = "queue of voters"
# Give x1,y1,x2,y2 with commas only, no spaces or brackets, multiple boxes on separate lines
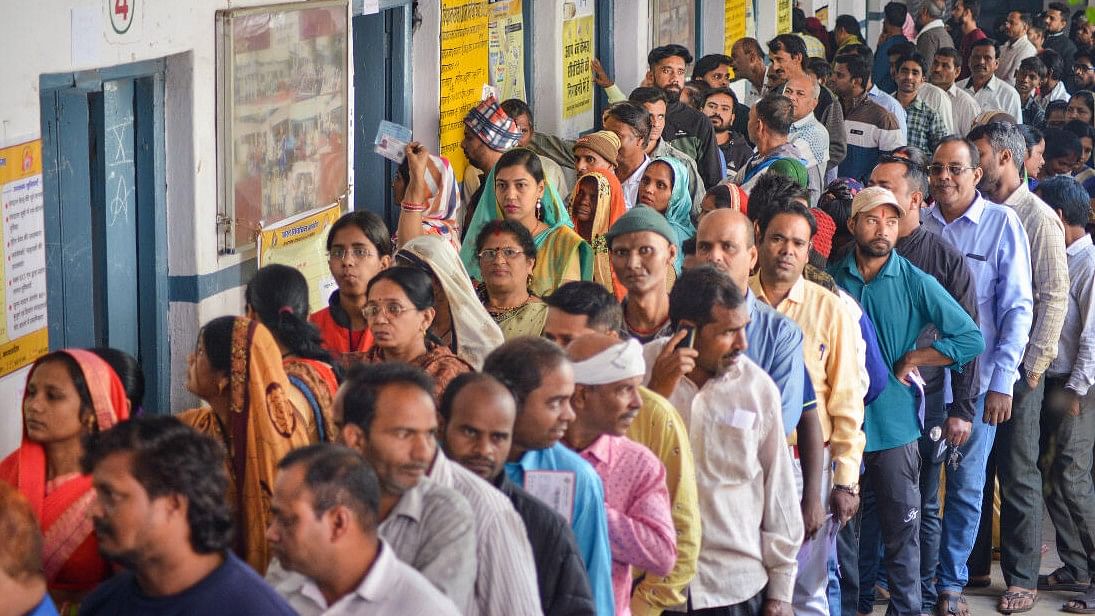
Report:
11,2,1095,616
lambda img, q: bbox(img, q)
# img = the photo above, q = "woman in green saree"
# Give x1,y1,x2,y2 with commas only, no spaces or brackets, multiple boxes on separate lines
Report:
460,148,592,296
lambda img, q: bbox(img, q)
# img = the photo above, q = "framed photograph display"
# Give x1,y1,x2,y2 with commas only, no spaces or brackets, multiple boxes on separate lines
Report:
216,1,349,251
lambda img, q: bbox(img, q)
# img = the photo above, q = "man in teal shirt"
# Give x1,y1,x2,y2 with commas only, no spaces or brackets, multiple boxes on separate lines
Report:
828,186,984,616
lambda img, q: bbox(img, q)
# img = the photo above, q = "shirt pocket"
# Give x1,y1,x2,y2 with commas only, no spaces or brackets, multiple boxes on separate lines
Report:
964,253,996,318
698,405,761,486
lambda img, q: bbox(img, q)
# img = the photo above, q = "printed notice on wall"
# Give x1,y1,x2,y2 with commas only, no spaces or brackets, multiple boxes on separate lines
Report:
440,0,490,182
724,0,747,55
0,140,49,377
258,203,342,314
488,0,526,102
776,0,791,34
561,1,594,122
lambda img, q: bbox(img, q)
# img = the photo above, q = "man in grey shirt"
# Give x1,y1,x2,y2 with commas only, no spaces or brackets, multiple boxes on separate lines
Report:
332,363,477,613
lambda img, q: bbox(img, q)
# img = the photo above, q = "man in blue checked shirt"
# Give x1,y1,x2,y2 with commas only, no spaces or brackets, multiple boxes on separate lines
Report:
920,136,1034,616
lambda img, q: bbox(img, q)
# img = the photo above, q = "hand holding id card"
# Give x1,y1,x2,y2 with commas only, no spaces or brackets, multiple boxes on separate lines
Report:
374,120,412,163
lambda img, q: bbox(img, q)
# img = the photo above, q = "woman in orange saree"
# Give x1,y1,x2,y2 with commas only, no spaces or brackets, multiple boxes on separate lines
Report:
178,316,310,574
0,349,130,608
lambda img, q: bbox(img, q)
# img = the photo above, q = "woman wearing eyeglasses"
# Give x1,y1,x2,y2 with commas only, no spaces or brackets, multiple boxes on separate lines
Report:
474,219,549,340
363,266,473,401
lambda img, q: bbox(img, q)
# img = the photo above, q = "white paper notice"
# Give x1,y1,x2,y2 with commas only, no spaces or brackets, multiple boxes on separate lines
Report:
71,7,103,66
356,0,380,15
524,470,576,524
2,175,47,340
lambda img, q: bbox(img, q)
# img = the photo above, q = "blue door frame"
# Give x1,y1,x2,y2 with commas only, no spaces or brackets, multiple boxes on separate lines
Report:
352,0,412,230
39,59,169,414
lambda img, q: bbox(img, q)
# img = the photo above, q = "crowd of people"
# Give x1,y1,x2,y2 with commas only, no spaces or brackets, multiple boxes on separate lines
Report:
6,4,1095,616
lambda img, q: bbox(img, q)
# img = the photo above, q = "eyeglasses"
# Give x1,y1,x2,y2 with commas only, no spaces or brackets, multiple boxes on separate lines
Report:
1075,64,1095,73
363,302,416,319
477,247,525,262
328,247,376,261
927,163,976,176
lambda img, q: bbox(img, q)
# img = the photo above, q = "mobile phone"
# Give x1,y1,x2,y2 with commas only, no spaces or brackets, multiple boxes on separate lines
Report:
674,324,696,351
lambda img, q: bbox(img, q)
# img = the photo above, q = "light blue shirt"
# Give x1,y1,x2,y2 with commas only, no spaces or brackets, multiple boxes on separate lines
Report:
870,85,908,137
922,192,1034,394
506,443,615,616
746,290,807,434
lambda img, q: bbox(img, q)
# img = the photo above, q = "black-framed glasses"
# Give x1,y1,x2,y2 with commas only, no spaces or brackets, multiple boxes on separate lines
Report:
927,163,976,176
1074,63,1095,73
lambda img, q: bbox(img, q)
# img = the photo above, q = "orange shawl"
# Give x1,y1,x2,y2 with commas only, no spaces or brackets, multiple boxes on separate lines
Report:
570,168,628,299
0,349,129,593
179,318,310,574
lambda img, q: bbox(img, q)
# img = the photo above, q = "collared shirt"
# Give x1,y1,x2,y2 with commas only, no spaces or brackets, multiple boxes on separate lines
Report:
750,275,866,485
1038,80,1070,107
745,289,807,434
894,226,981,421
1020,95,1045,127
1003,183,1069,377
839,92,905,181
579,434,676,616
506,443,616,616
922,192,1034,394
830,251,985,451
916,82,957,135
997,35,1037,85
378,477,477,613
621,155,653,209
267,541,460,616
943,82,983,136
790,113,830,205
626,387,701,615
729,68,768,108
26,596,58,616
1049,234,1095,395
641,341,801,606
427,452,542,616
904,97,949,154
959,75,1023,123
869,85,908,136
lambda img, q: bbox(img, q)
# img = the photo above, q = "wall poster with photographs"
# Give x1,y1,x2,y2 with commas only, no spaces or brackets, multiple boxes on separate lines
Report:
217,1,349,251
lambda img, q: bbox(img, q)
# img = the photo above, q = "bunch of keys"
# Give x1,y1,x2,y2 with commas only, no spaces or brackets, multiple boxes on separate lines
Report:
928,426,964,471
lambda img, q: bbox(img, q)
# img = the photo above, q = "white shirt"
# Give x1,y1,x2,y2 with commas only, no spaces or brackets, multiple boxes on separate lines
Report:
916,82,958,135
621,155,652,209
959,74,1023,123
642,339,802,607
729,67,769,108
267,541,461,616
997,35,1037,85
1039,80,1071,106
943,82,984,135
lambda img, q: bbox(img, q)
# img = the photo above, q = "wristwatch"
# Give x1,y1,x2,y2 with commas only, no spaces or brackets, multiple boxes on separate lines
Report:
833,483,860,496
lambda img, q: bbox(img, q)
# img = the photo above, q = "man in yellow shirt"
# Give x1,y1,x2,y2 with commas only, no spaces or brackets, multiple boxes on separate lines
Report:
751,195,867,615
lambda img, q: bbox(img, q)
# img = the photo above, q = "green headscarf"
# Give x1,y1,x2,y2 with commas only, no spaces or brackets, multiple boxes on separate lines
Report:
459,151,576,279
646,156,696,271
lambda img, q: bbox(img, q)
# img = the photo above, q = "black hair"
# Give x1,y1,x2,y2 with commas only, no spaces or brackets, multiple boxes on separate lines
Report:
757,200,818,239
605,102,653,146
1076,48,1095,65
277,444,381,529
934,47,961,68
366,266,434,310
878,151,930,195
754,95,794,136
1048,2,1070,20
438,372,510,423
703,184,736,209
818,183,854,234
693,54,732,80
1046,99,1071,121
89,347,145,415
474,219,538,260
843,43,875,65
970,37,999,57
495,147,546,184
499,98,534,128
32,352,95,430
884,2,908,27
960,0,981,20
668,264,745,329
246,264,335,365
81,416,233,553
887,41,917,60
807,57,832,80
326,211,392,257
936,135,982,167
1071,91,1095,120
628,87,668,107
198,316,236,374
833,52,872,89
1064,119,1095,143
968,121,1027,173
896,51,929,75
482,337,568,408
1018,124,1044,151
648,44,694,68
1018,55,1047,79
703,87,738,107
1042,127,1083,161
1041,49,1066,81
792,7,807,32
543,281,624,333
835,15,862,39
733,38,766,60
748,172,809,222
767,34,807,64
340,362,435,434
1037,176,1091,226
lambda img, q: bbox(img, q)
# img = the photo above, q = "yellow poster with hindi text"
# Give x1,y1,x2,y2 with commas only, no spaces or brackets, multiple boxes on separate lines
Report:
440,0,490,181
257,203,342,315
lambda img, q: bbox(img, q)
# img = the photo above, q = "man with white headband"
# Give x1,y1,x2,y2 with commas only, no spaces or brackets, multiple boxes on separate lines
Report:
564,334,677,616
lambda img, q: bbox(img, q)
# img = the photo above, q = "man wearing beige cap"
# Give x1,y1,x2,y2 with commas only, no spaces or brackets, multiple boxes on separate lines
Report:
572,130,620,177
828,186,984,616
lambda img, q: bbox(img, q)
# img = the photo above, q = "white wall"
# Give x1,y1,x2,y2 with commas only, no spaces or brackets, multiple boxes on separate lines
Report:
411,1,441,152
699,0,727,57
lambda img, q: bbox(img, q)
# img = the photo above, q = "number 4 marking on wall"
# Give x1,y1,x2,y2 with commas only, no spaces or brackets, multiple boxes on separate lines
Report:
109,0,134,34
115,0,128,20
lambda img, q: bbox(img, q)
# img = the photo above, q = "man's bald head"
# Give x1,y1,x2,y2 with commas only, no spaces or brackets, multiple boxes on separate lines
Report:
439,373,518,481
566,332,624,363
695,208,758,290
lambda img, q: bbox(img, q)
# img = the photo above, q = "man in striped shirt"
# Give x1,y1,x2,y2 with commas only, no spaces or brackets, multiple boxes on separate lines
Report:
830,52,905,182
